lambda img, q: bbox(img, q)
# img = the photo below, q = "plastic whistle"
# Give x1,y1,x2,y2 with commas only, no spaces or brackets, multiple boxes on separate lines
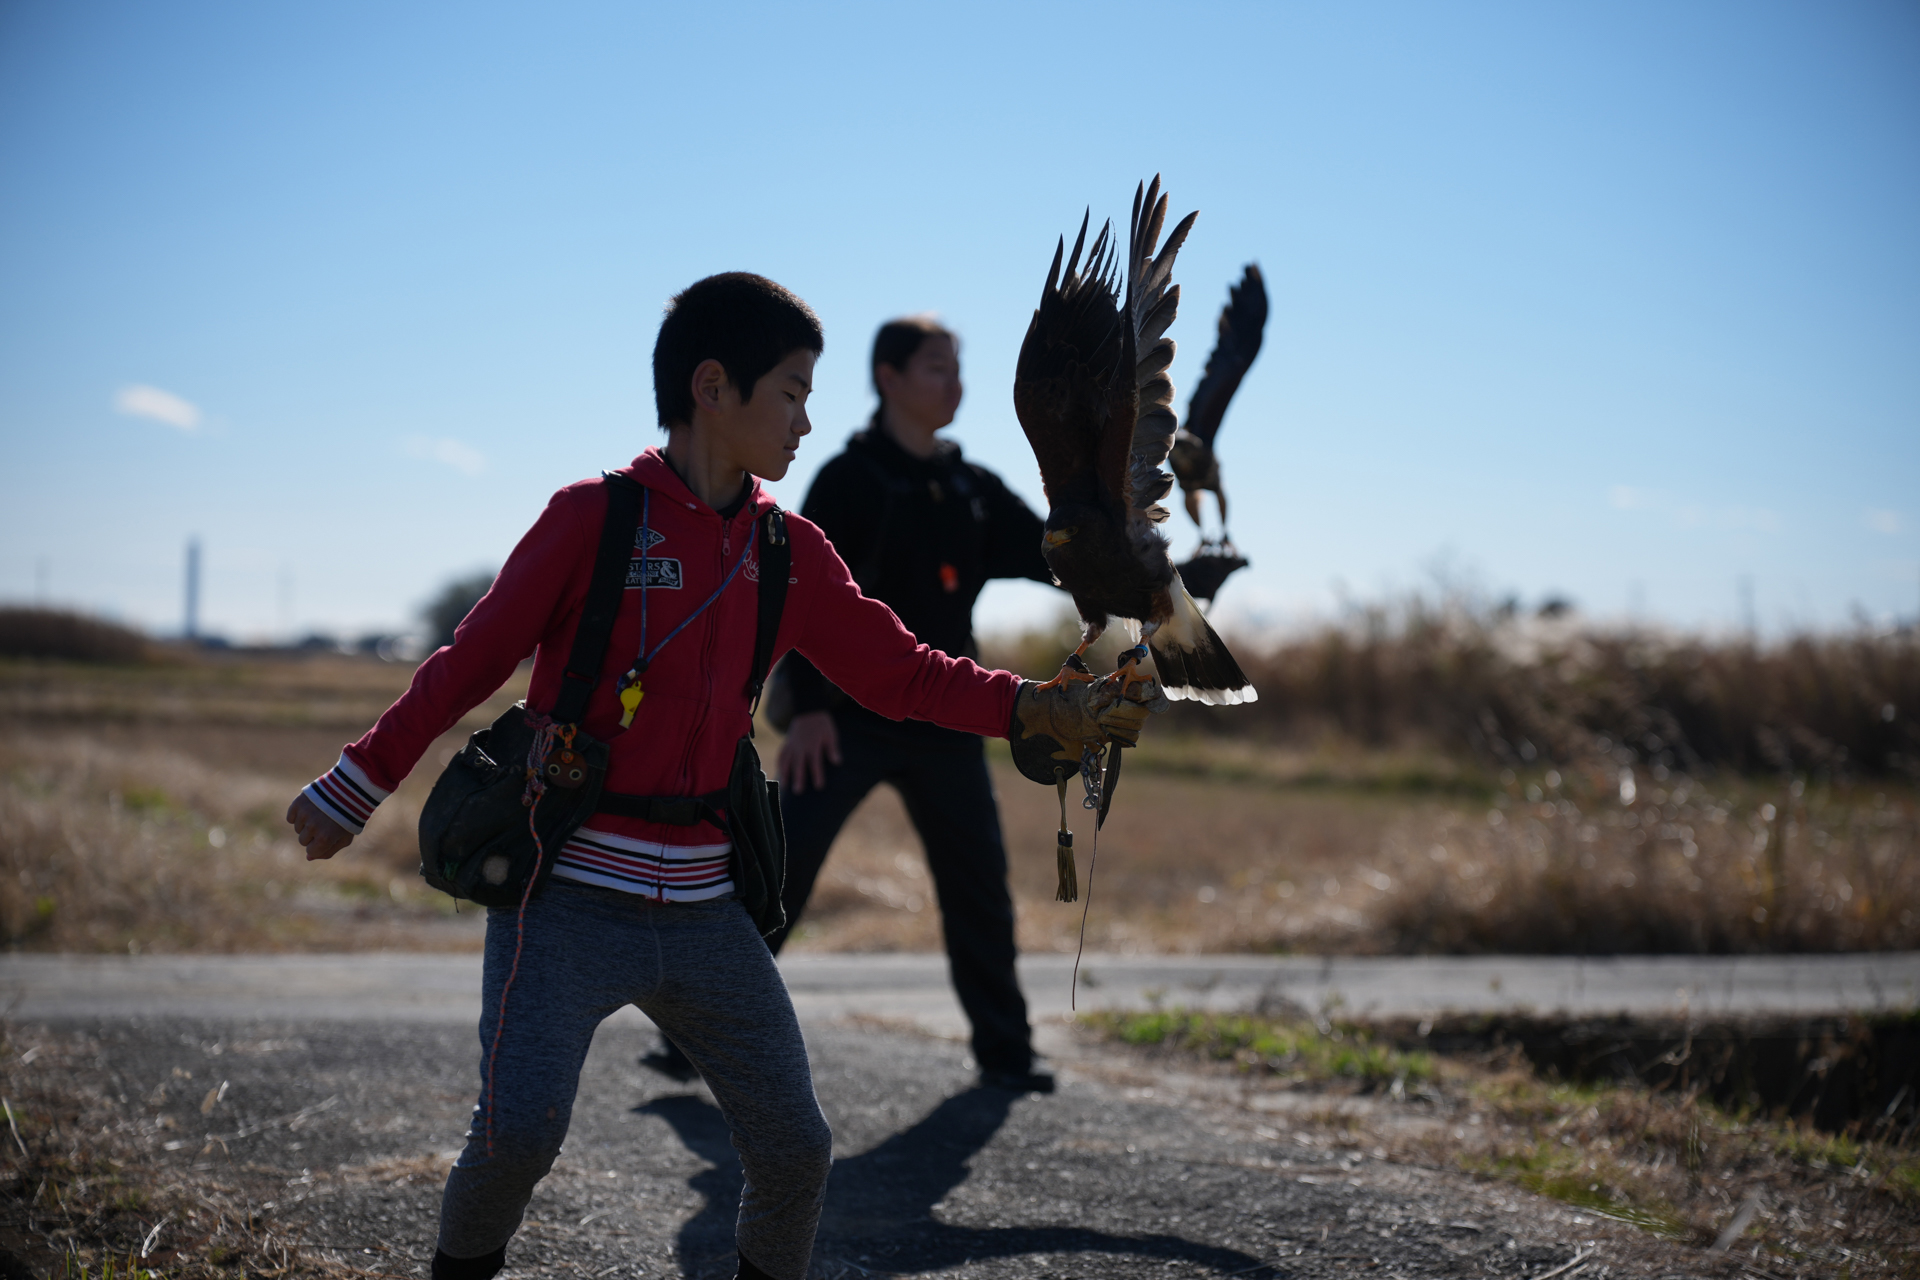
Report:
618,682,644,728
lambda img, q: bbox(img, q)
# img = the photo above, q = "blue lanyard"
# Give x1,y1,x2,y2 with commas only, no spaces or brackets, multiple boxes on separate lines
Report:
615,487,751,727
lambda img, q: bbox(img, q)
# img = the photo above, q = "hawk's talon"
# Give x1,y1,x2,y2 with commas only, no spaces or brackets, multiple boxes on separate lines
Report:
1032,646,1098,693
1111,644,1152,700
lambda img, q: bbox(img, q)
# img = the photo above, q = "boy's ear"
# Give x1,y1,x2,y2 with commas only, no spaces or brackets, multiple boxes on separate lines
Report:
689,358,732,417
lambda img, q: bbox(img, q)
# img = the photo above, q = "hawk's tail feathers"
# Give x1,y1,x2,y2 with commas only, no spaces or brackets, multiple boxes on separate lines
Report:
1147,573,1258,706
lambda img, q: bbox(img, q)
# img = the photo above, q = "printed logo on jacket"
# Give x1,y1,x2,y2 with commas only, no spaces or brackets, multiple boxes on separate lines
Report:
625,559,682,589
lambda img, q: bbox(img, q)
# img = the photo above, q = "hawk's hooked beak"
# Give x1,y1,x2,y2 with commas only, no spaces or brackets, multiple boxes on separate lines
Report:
1044,528,1075,548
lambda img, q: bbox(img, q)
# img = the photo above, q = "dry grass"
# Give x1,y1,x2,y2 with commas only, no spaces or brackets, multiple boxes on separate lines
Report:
0,727,482,953
1087,1008,1920,1276
983,602,1920,779
0,655,524,953
0,1025,369,1280
776,741,1461,956
783,733,1920,957
0,653,455,733
4,651,1917,958
1370,765,1920,954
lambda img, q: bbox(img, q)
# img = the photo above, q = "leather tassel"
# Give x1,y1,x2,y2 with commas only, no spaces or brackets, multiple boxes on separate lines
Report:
1054,775,1077,902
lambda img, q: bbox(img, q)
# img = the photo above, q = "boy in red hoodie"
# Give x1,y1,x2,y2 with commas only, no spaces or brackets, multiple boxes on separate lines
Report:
286,273,1161,1280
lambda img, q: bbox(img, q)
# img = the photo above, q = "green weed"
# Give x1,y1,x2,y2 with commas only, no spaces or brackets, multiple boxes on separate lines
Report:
119,786,170,814
1774,1123,1863,1170
1083,1009,1434,1087
1464,1143,1693,1239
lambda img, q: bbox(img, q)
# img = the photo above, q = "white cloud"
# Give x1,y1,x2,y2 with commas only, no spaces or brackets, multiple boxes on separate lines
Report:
115,384,201,431
1867,509,1903,535
405,435,487,476
1607,485,1779,532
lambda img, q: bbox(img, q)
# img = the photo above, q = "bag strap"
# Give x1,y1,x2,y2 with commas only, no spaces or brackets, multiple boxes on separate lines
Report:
594,787,729,829
552,472,644,726
746,507,791,721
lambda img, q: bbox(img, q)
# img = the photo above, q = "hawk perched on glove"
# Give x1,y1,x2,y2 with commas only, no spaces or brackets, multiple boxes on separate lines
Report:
1012,177,1256,706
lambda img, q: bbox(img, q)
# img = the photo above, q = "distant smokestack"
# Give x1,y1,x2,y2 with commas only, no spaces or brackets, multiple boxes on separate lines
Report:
185,538,201,640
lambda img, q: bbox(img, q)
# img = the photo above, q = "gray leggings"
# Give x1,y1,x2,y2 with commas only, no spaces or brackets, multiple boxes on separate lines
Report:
438,881,832,1280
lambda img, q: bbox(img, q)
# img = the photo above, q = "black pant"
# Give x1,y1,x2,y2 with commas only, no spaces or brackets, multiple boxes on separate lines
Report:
767,714,1033,1074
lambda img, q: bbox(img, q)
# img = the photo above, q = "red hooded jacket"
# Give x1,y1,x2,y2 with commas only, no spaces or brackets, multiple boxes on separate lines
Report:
302,448,1024,899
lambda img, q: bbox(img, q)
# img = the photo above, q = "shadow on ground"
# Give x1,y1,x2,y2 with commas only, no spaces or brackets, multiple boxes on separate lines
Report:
640,1088,1266,1277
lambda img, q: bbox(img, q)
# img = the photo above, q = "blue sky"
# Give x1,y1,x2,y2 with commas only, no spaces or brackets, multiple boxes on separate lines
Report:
2,1,1915,642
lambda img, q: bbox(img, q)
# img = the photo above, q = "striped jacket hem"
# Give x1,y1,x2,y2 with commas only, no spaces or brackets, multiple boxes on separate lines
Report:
552,826,735,901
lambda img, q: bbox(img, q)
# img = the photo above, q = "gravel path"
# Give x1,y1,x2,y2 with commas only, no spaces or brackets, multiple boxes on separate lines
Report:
5,1013,1718,1279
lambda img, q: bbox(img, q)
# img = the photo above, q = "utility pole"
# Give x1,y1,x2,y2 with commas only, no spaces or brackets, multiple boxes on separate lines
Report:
184,538,201,641
1738,574,1756,642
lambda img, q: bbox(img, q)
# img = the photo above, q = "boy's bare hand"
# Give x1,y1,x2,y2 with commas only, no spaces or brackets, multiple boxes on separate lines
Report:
286,793,354,860
778,711,842,794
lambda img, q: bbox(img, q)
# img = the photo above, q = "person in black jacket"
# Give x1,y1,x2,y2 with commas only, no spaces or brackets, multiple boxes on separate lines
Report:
639,315,1060,1092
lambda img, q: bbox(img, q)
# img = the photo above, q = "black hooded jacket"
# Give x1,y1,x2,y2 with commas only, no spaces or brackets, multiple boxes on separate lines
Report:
781,425,1056,737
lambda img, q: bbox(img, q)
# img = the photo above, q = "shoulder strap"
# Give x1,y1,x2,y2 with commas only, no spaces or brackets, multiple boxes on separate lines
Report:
552,472,644,726
746,506,791,721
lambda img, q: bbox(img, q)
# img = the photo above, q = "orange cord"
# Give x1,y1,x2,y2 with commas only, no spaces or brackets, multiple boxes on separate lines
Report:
483,782,552,1159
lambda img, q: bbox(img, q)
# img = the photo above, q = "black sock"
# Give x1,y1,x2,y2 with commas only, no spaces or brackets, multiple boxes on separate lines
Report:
432,1246,506,1280
735,1250,777,1280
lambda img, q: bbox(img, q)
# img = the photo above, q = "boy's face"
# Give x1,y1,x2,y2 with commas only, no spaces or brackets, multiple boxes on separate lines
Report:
707,348,816,480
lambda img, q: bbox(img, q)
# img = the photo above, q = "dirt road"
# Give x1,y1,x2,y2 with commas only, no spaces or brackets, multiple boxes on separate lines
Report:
3,1004,1727,1277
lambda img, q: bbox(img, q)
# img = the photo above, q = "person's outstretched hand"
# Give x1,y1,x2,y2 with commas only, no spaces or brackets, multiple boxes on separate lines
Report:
286,793,353,861
777,710,842,794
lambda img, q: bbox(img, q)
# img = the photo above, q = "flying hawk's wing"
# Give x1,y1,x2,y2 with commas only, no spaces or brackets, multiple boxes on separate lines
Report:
1119,176,1197,524
1182,263,1268,450
1013,214,1124,508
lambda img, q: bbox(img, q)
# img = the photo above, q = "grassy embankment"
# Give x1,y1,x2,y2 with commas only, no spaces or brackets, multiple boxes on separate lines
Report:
1085,1006,1920,1276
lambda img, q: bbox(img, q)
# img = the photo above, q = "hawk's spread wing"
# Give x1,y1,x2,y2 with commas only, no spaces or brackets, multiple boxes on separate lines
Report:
1182,263,1268,450
1121,176,1197,525
1013,214,1124,508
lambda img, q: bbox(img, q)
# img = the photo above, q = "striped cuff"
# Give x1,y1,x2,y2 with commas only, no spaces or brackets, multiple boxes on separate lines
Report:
301,753,390,835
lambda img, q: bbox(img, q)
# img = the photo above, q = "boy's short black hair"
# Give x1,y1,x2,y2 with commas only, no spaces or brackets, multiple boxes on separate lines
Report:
653,273,825,428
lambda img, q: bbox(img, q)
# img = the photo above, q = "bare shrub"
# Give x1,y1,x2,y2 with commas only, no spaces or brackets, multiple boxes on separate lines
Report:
0,608,152,664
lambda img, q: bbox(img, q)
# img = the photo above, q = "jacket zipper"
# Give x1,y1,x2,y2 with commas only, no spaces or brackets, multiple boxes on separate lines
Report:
677,504,730,799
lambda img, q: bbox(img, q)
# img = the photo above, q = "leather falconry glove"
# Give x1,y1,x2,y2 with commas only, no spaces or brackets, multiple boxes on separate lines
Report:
1008,675,1170,786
